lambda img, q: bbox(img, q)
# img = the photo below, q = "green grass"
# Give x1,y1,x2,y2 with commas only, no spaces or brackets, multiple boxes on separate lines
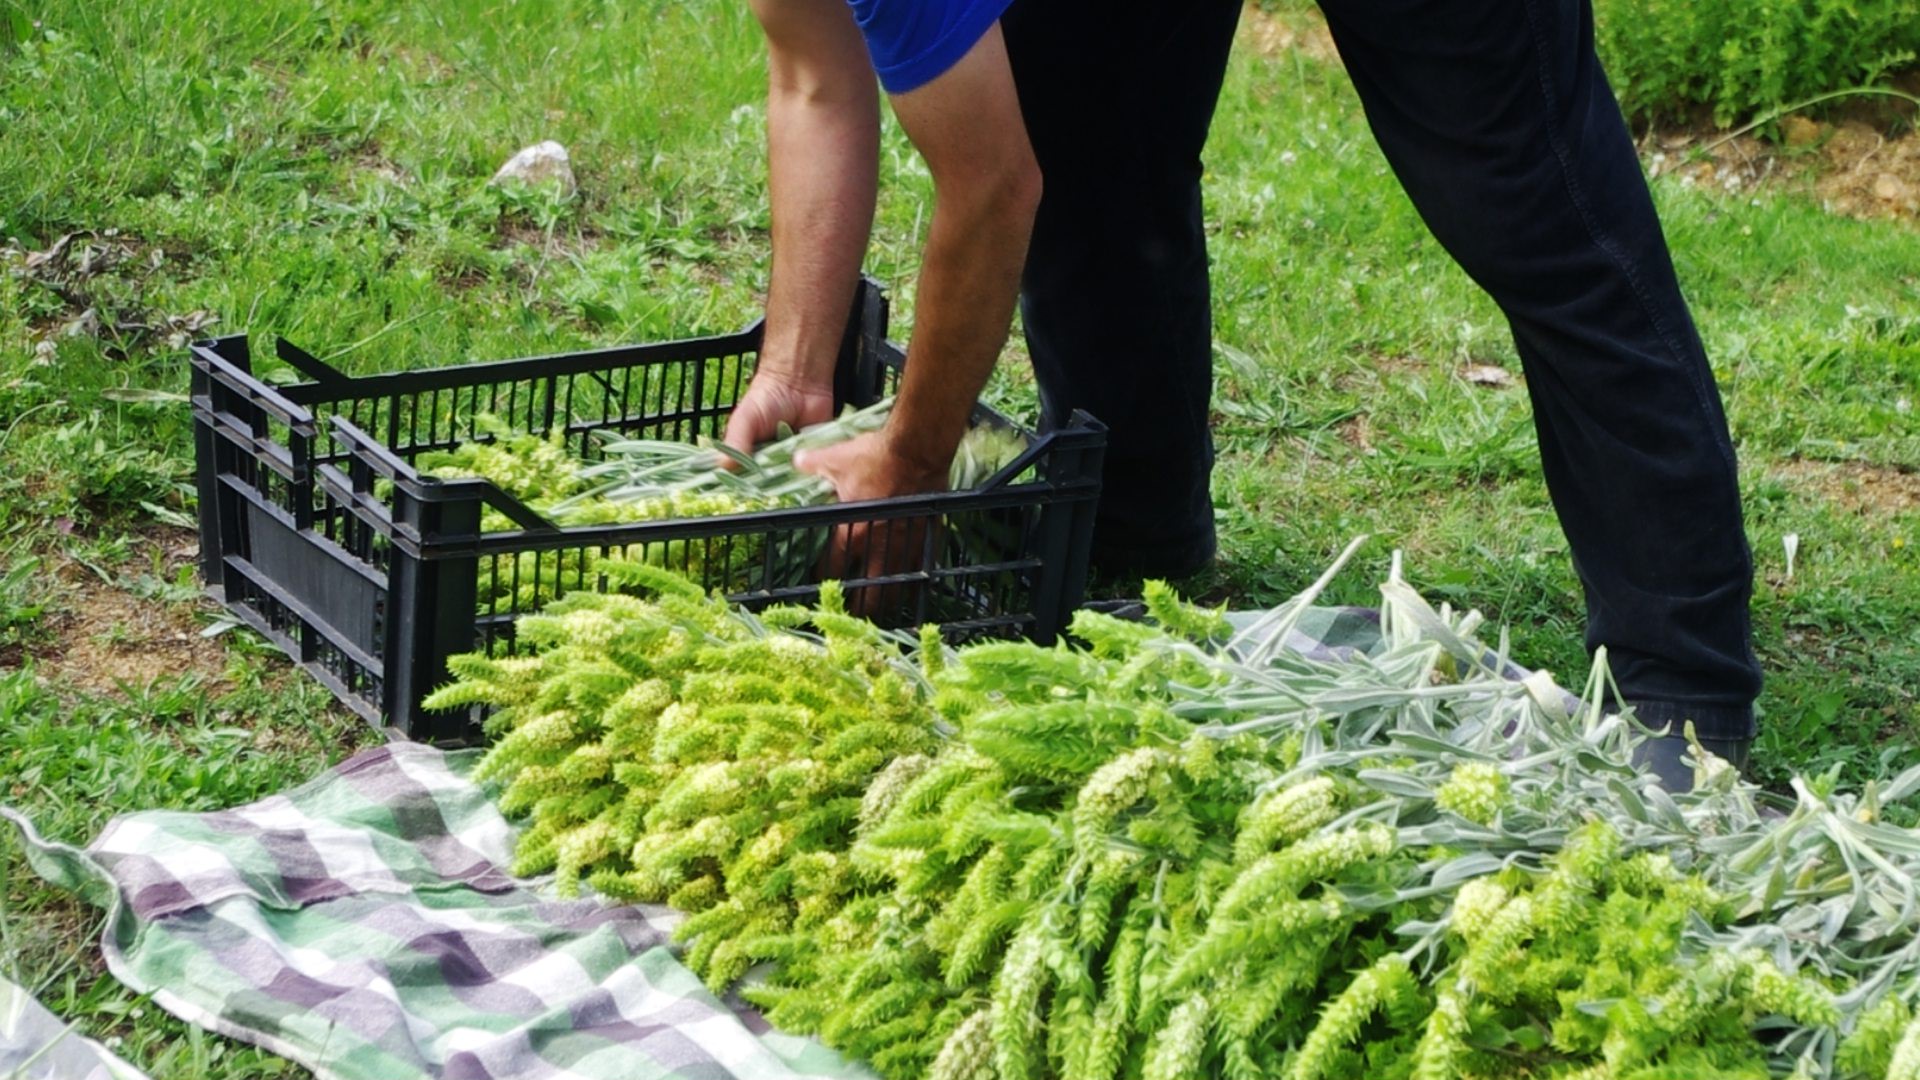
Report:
0,658,368,1077
1,0,1917,1074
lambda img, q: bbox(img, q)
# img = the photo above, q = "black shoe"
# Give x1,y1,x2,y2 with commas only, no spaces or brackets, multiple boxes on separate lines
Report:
1632,733,1752,793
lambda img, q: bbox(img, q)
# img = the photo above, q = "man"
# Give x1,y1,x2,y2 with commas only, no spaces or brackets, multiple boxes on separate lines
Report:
724,0,1760,790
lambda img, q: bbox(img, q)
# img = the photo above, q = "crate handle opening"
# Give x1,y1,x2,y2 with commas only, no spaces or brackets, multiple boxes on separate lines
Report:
276,338,354,388
972,410,1108,494
191,339,320,433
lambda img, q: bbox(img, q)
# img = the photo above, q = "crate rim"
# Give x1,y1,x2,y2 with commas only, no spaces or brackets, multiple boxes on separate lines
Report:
191,317,770,399
318,408,1106,559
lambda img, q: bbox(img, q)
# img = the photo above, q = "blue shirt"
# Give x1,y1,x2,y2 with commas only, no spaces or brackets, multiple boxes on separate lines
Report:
846,0,1015,94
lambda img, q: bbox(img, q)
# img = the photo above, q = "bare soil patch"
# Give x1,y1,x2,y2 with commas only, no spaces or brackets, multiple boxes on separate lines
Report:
354,143,411,187
1241,5,1341,65
1645,118,1920,225
25,530,233,699
1774,458,1920,517
1336,412,1376,453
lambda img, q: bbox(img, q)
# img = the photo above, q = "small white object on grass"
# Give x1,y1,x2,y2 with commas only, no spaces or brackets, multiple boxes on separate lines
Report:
1783,533,1799,580
490,141,576,196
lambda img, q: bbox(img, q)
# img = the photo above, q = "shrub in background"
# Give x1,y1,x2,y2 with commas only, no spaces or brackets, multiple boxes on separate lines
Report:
1255,0,1917,127
1592,0,1918,125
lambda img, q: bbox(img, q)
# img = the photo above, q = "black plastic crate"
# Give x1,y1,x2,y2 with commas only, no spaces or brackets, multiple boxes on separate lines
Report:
190,281,1106,743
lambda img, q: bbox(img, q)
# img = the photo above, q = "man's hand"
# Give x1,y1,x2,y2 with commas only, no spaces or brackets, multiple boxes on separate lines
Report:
796,430,949,616
794,430,948,503
745,4,1037,617
722,370,837,456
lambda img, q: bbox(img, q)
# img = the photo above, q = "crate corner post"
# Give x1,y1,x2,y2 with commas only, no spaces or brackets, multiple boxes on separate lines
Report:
190,335,255,602
384,490,484,744
835,276,891,408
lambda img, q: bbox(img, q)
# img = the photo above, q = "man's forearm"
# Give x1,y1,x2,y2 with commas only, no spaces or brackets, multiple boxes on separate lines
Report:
882,24,1040,482
755,0,881,389
746,12,1038,499
883,170,1039,479
762,88,878,387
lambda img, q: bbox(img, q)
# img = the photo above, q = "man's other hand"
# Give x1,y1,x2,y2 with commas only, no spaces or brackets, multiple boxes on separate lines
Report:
793,430,948,504
722,371,837,457
795,430,949,616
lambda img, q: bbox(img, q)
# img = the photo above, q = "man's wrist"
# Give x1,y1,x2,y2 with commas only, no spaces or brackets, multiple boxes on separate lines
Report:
751,362,835,398
880,420,959,490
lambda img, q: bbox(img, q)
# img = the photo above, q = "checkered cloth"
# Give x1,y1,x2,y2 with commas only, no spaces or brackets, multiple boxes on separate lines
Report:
6,745,873,1080
1226,604,1384,662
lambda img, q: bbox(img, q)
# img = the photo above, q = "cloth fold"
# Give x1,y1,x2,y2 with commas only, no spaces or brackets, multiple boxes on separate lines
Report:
7,743,872,1080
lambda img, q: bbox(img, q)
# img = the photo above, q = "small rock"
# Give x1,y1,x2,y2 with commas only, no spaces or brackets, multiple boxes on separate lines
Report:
1872,172,1913,204
490,140,576,196
61,307,101,339
1460,363,1517,388
1782,115,1821,147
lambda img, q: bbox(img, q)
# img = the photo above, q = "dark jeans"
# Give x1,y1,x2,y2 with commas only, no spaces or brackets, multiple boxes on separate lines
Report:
1001,0,1241,575
1000,0,1761,736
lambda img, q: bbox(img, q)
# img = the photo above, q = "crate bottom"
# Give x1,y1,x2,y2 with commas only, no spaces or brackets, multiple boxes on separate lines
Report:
209,581,385,728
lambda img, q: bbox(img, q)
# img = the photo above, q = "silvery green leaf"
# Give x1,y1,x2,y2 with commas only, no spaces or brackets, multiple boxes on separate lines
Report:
1571,746,1637,779
1878,764,1920,804
1867,889,1910,929
1652,794,1693,832
708,440,758,471
1820,899,1850,945
1357,769,1434,800
1851,820,1920,858
1311,687,1421,714
1606,777,1651,822
1429,852,1507,889
1379,577,1482,664
1338,885,1418,912
1764,856,1789,910
1393,733,1496,760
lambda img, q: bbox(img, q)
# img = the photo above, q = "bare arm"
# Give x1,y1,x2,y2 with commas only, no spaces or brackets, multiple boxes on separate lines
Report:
795,23,1041,497
878,23,1039,482
726,0,881,453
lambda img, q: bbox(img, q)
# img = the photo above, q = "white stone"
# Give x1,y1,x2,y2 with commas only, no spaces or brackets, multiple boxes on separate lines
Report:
490,140,576,195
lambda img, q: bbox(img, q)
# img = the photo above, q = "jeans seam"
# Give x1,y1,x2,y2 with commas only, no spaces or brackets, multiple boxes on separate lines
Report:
1518,0,1760,703
1515,0,1742,483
